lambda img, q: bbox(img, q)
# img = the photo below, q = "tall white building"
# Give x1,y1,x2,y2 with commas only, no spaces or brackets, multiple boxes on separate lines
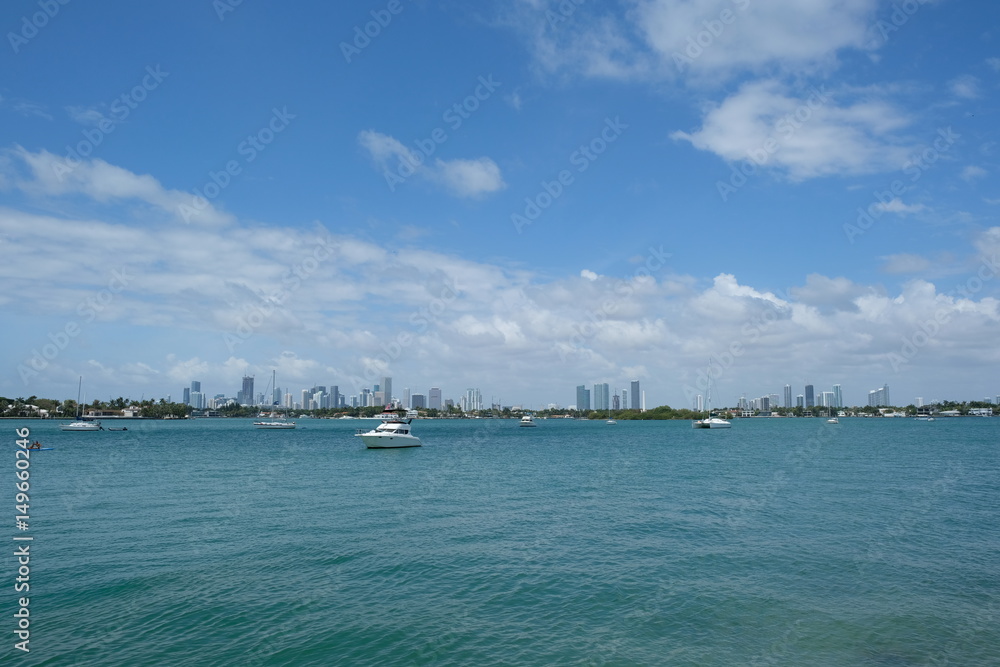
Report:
462,388,482,412
428,387,442,410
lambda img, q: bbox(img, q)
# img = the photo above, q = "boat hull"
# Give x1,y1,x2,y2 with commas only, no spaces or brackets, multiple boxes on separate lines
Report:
356,434,421,449
692,419,731,429
253,422,296,429
60,422,101,431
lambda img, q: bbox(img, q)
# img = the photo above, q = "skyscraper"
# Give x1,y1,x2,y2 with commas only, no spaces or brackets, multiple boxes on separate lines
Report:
239,375,255,405
784,384,792,408
381,376,392,408
428,387,442,410
832,384,843,409
630,381,640,410
593,383,610,411
576,385,591,411
867,384,890,407
805,384,815,408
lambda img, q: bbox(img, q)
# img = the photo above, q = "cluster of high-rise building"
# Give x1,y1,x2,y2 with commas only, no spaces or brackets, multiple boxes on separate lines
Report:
181,375,491,412
733,382,890,411
574,380,642,411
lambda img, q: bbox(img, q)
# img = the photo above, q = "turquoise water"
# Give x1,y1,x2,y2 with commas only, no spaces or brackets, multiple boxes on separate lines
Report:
7,417,999,665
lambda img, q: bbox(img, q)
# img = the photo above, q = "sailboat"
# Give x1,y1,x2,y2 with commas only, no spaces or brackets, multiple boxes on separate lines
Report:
253,370,296,429
606,402,616,425
60,377,102,431
692,367,731,429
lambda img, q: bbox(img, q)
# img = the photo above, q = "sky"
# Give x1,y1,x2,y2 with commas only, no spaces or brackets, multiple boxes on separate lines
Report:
1,0,998,410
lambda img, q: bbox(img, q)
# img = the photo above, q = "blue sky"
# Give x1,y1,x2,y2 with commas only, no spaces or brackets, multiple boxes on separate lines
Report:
2,0,998,410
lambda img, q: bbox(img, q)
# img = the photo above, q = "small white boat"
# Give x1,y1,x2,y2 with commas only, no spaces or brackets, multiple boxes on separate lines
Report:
519,415,537,427
692,416,731,429
60,421,102,431
827,417,839,424
914,416,935,421
356,418,421,448
253,420,296,429
692,363,730,429
62,376,101,430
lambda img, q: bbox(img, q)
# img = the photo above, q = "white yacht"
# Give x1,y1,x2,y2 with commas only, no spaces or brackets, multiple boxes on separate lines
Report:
356,418,421,448
60,421,102,431
62,376,102,431
692,367,730,429
519,414,537,427
692,416,731,429
253,420,296,429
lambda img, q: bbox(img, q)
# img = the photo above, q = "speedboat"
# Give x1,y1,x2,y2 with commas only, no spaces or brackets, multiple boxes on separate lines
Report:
692,416,731,429
253,420,296,429
356,418,421,448
60,421,102,431
519,414,537,427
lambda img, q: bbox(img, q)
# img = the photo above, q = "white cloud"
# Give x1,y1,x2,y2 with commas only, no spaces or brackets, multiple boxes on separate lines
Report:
5,146,234,227
431,157,506,197
358,130,505,198
635,0,876,78
66,106,106,126
872,198,925,215
949,75,980,100
3,151,1000,408
881,253,933,275
961,165,987,181
988,57,1000,72
508,0,880,83
671,81,913,179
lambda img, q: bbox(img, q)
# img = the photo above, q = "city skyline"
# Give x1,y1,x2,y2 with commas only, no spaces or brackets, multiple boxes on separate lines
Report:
3,2,998,409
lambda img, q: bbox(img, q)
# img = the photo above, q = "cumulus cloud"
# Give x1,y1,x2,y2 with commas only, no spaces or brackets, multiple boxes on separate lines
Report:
508,0,880,83
671,80,913,179
4,151,1000,408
